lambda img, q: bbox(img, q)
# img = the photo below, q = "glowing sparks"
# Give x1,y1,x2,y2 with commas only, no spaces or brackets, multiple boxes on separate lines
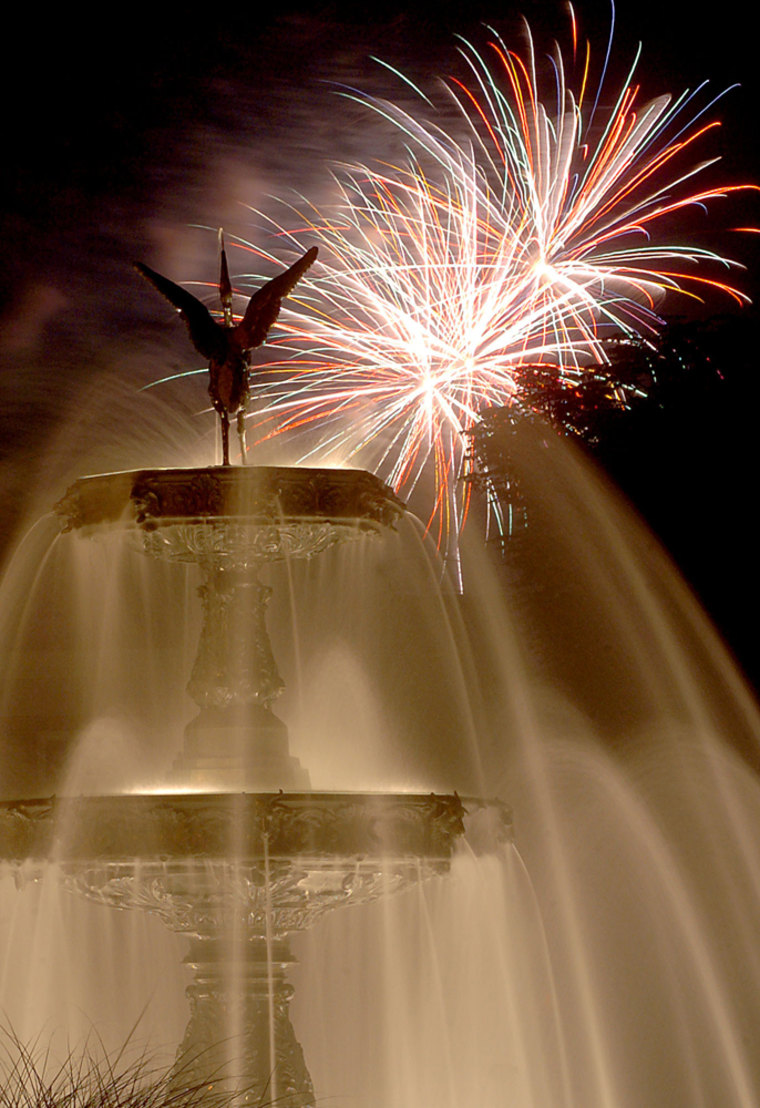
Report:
227,18,756,562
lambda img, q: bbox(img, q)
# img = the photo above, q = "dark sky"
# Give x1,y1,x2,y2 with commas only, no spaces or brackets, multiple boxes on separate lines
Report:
1,0,758,676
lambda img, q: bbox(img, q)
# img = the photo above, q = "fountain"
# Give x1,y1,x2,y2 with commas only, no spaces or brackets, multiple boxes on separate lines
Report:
1,264,760,1107
0,461,510,1105
3,422,760,1106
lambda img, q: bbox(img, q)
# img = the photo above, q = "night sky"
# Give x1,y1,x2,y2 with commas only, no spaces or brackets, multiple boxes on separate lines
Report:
1,1,759,683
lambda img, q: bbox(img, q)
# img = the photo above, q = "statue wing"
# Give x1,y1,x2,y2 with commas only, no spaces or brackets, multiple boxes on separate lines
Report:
136,262,223,360
236,247,318,350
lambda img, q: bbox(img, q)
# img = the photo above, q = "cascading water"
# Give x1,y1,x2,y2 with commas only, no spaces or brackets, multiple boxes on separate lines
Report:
1,415,760,1107
0,461,506,1106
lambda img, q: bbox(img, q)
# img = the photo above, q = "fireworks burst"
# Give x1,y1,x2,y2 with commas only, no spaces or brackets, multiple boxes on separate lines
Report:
190,11,756,565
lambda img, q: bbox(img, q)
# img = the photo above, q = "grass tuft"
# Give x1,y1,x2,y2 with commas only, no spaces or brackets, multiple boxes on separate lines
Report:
0,1027,270,1108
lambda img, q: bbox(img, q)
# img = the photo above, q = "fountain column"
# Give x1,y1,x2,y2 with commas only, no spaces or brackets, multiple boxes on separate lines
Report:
173,937,311,1106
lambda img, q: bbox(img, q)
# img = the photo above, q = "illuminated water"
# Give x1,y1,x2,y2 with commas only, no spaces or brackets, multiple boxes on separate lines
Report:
1,420,760,1106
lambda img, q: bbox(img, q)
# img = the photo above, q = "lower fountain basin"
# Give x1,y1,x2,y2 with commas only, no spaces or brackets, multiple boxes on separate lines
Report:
0,791,510,937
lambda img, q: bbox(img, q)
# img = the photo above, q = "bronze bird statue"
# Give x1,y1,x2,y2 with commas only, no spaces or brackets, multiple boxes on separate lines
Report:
137,235,318,465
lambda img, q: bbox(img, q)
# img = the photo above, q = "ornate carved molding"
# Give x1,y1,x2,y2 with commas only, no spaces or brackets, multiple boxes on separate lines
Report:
55,467,406,554
60,855,445,937
136,519,366,566
0,792,474,864
186,570,285,709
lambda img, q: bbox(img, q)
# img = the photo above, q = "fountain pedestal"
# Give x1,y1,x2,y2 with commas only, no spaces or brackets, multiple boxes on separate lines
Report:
176,937,308,1105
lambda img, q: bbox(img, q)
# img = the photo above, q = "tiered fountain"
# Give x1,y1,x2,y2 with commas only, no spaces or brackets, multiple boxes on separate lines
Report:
0,460,508,1105
0,250,508,1103
5,248,760,1108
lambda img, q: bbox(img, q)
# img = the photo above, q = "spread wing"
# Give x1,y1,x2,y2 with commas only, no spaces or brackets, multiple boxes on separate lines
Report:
136,262,223,360
236,247,318,350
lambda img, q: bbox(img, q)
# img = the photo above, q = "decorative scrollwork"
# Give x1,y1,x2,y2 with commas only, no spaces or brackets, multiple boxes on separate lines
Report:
185,568,285,709
0,792,493,865
59,855,444,937
134,519,368,567
54,467,405,550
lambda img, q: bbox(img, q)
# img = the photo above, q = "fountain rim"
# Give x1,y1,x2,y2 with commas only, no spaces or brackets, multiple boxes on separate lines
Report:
0,790,511,865
53,464,407,535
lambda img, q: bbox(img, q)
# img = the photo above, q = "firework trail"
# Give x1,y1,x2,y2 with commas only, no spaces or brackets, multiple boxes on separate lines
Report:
183,11,756,566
